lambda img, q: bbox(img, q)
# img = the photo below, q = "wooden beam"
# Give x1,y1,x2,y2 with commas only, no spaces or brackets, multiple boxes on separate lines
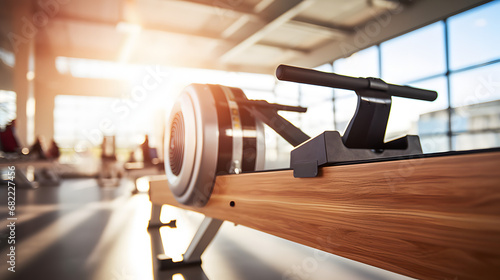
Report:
150,150,500,280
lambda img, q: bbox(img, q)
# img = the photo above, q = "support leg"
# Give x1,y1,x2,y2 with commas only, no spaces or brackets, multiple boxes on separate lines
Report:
148,203,177,228
148,225,165,280
148,204,164,228
158,217,223,269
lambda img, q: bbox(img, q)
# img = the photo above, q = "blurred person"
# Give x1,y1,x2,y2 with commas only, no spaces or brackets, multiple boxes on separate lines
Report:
0,119,21,154
29,136,47,160
141,134,152,166
98,135,120,187
46,139,61,160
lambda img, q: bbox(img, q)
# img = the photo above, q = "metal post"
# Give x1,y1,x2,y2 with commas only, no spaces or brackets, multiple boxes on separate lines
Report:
148,204,163,228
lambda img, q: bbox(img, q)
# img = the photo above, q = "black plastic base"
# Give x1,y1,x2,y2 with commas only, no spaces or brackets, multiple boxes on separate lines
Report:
290,131,423,178
157,254,202,270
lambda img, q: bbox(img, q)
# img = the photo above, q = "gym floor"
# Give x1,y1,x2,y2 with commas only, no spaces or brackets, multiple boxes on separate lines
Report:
0,178,414,280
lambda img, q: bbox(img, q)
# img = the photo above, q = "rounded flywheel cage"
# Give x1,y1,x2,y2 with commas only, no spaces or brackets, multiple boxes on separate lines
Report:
164,84,265,206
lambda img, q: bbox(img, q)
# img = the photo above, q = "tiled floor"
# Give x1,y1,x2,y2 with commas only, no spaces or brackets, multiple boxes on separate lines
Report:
0,178,413,280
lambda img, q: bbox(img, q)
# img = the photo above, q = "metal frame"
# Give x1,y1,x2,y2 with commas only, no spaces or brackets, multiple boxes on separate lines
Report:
157,217,223,269
148,204,223,269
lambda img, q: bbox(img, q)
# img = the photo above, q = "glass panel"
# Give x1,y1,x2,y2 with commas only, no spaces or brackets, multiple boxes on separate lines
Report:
265,135,293,170
334,46,379,77
300,84,333,107
0,90,16,128
453,132,500,151
381,21,446,84
452,99,500,133
406,76,450,136
448,1,500,70
299,100,335,137
409,76,449,113
450,62,500,108
420,134,450,153
54,95,155,149
55,57,144,80
274,82,299,106
313,62,333,72
0,48,15,68
333,90,358,135
385,76,448,140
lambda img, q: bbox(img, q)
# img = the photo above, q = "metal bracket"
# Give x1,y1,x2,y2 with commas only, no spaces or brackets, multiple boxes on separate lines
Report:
274,65,438,178
290,87,424,178
239,101,310,147
291,131,423,178
240,88,424,178
157,217,223,269
343,89,394,149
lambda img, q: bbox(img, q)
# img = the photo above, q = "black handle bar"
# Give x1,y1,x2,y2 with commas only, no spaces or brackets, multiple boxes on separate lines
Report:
276,64,437,101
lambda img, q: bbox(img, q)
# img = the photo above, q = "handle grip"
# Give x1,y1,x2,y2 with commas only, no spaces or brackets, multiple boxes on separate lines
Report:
276,64,437,101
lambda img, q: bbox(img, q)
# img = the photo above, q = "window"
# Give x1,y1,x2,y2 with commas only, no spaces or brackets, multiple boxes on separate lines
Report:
411,77,449,135
54,95,155,149
52,63,285,166
447,1,500,151
0,48,15,68
0,90,16,128
450,59,500,108
381,22,446,84
334,46,379,77
448,1,500,70
328,1,500,153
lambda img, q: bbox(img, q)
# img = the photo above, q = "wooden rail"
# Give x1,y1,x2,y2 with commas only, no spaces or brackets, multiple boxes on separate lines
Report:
149,151,500,280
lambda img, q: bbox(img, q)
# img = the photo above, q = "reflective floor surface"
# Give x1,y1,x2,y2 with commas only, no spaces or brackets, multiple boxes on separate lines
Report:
0,178,414,280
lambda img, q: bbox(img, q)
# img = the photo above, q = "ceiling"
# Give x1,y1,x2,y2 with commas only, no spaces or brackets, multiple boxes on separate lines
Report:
0,0,492,74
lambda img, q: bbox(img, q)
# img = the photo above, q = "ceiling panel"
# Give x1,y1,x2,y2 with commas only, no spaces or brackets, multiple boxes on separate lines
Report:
259,22,336,50
228,44,299,67
66,21,124,52
56,0,122,22
6,0,487,74
137,0,241,35
295,0,368,26
137,28,218,59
